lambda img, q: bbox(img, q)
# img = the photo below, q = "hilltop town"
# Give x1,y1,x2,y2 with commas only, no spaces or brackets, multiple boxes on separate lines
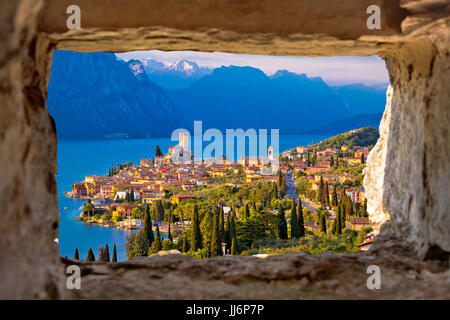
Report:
68,127,378,258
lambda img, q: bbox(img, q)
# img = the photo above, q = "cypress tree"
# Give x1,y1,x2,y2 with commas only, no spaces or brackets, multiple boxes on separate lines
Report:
273,183,279,200
298,200,305,237
336,206,343,235
363,198,368,217
330,156,334,167
280,178,287,198
155,145,163,158
182,236,189,253
231,237,237,255
168,223,173,241
150,225,162,254
191,205,202,251
332,187,338,207
342,206,347,227
104,244,110,262
143,204,154,246
74,248,80,260
290,199,299,239
230,215,236,244
224,214,231,251
361,153,365,164
112,243,117,262
210,212,221,257
277,203,288,240
219,203,225,242
317,176,324,205
244,203,250,219
86,248,95,262
324,182,330,207
320,213,327,234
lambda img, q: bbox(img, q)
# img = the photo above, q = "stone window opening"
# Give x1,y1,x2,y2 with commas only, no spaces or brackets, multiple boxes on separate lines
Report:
0,0,448,299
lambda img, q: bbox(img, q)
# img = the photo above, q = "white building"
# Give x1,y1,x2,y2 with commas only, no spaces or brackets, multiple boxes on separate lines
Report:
179,131,190,151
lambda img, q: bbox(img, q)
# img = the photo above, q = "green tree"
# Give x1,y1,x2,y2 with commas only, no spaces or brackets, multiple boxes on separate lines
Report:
182,236,189,253
332,187,338,207
112,243,117,262
155,145,163,158
244,203,250,219
320,213,327,234
74,248,79,260
336,206,343,235
290,199,300,239
361,153,365,164
298,200,305,237
317,176,324,205
104,244,110,262
86,248,95,262
150,225,162,254
142,204,154,246
324,182,330,207
231,237,237,255
132,229,150,257
210,212,222,257
277,203,288,240
224,214,231,251
191,205,203,251
167,223,173,241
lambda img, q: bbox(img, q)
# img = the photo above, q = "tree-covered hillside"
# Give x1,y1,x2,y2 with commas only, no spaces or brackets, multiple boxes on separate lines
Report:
311,127,379,150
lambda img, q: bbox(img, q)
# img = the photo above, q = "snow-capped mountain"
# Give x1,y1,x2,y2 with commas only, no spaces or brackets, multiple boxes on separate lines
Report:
141,59,213,89
47,51,185,139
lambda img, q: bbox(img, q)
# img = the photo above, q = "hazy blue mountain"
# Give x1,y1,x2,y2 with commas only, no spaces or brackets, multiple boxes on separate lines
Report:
333,83,388,115
47,51,184,139
304,112,383,134
167,67,350,134
142,59,213,89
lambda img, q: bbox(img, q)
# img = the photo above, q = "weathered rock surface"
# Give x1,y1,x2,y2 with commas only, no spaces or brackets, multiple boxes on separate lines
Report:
0,0,448,299
64,244,449,299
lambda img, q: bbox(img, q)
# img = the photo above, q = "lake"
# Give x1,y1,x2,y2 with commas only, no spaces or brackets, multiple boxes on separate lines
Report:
57,134,330,261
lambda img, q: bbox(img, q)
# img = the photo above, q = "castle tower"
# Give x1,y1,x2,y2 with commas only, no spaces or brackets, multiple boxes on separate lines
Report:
179,132,190,151
268,145,274,162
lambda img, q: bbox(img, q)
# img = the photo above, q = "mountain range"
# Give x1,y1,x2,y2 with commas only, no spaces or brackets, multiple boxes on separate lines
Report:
167,67,386,134
47,51,184,139
140,58,212,89
47,52,388,139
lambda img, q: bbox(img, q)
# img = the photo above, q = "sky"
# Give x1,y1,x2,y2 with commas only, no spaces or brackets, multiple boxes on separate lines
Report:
116,50,389,86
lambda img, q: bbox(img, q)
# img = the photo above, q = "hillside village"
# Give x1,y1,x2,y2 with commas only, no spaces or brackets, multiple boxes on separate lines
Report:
68,127,378,258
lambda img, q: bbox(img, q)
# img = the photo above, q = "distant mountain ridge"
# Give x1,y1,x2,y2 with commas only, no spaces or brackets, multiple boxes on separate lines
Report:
168,66,351,134
304,112,383,135
141,58,213,89
332,83,387,115
48,52,388,139
47,51,185,139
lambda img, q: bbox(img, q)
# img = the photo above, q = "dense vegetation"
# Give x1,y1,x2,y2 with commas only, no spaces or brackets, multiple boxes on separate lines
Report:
311,126,379,150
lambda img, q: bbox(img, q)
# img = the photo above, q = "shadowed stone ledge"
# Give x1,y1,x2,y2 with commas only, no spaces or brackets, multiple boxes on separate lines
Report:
63,241,449,300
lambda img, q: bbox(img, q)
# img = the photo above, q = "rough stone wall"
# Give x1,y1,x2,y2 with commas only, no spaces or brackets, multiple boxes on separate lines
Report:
365,34,450,258
0,0,64,299
0,0,448,299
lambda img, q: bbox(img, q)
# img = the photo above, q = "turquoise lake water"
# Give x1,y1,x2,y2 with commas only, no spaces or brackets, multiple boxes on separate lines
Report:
57,134,330,261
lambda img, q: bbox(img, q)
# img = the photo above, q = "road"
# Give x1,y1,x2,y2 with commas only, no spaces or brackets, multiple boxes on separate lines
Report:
286,171,318,213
